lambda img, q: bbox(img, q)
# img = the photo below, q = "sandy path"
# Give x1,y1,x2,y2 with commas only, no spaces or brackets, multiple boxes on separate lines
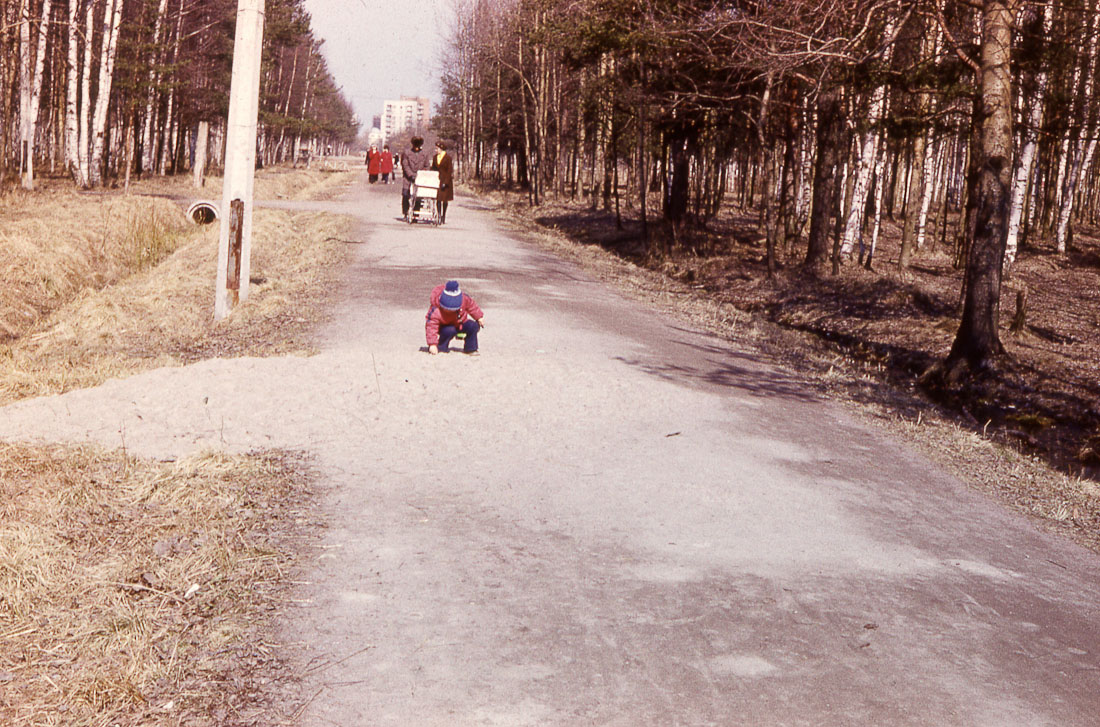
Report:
4,175,1100,726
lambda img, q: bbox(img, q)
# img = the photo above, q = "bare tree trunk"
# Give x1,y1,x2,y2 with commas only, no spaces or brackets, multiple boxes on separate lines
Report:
18,0,54,188
805,84,842,271
1055,1,1100,253
1005,2,1053,266
76,0,94,187
140,0,169,174
840,13,901,258
864,140,889,269
26,0,53,186
156,4,184,175
65,0,81,182
19,0,31,187
943,0,1015,379
90,0,123,186
758,71,777,276
123,110,134,190
293,44,318,165
792,98,814,254
915,135,940,250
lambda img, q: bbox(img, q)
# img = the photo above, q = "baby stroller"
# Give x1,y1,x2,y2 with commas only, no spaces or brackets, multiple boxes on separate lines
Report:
408,170,441,225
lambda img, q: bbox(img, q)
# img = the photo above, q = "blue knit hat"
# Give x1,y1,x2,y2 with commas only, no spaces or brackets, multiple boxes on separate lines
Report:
439,280,463,310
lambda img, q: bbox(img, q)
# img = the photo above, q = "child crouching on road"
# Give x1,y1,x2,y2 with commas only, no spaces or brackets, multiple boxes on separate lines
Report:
425,280,485,355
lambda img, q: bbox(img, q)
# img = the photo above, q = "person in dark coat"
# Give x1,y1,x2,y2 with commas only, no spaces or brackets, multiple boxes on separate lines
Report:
431,140,454,224
401,136,431,220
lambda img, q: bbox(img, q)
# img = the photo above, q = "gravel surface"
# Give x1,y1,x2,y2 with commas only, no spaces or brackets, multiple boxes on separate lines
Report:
3,176,1100,726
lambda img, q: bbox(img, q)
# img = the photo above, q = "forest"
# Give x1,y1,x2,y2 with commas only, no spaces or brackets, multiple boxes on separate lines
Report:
0,0,358,190
430,0,1086,362
432,0,1100,479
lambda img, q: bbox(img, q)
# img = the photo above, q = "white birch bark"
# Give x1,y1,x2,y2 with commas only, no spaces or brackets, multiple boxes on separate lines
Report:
156,6,184,174
914,15,946,251
65,0,80,181
840,14,900,257
141,0,169,173
89,0,123,186
865,141,889,267
19,0,32,187
1052,135,1070,217
77,0,95,187
24,0,54,189
1006,3,1054,265
274,45,298,160
1055,2,1100,252
915,137,941,249
795,98,815,236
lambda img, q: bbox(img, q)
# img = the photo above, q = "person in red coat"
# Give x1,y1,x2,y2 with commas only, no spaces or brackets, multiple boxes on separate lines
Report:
425,280,485,355
367,144,381,183
380,144,394,184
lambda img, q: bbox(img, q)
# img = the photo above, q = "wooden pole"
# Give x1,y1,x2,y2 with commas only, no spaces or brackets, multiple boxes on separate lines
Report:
215,0,265,320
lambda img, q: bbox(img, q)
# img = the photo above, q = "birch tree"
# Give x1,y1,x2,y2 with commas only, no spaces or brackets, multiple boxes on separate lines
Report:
839,12,903,259
18,0,54,189
88,0,123,186
1054,0,1100,253
64,0,81,182
76,0,94,186
1005,1,1053,267
140,0,170,174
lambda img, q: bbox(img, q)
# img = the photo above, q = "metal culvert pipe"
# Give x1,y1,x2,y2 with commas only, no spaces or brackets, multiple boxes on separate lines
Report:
187,200,219,225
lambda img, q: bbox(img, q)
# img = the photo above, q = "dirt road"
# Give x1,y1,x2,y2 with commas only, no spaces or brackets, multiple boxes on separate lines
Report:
3,174,1100,726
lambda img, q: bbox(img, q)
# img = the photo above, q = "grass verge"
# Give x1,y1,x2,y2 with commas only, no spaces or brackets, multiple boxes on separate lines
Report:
0,168,356,406
0,443,319,726
0,163,360,723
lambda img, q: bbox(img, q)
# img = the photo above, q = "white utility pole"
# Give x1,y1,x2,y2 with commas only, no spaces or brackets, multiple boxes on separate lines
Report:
215,0,265,320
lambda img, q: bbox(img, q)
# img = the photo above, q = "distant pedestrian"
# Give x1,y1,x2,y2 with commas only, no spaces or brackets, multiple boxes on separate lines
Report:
380,144,394,183
425,280,485,355
367,144,381,183
401,136,431,220
431,140,454,224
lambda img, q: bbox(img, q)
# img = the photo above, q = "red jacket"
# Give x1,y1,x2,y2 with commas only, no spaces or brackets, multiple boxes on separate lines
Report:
368,149,381,174
380,151,394,174
425,283,484,345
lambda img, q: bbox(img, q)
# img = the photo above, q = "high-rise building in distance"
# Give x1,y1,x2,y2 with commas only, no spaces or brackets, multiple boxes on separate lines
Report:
381,96,431,142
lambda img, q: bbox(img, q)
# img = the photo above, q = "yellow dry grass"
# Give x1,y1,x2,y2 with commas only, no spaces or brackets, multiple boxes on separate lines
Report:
0,168,356,405
0,164,358,723
0,443,317,725
0,192,187,341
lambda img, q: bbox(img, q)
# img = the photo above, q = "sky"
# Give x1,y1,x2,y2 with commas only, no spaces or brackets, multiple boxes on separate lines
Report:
301,0,449,131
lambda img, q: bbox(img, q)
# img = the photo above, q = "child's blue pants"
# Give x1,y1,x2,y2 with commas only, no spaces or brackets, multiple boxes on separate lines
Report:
438,320,480,353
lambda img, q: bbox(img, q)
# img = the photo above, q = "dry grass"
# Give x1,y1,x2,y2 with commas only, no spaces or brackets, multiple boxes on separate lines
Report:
0,443,319,726
0,192,188,341
0,168,356,405
0,164,358,723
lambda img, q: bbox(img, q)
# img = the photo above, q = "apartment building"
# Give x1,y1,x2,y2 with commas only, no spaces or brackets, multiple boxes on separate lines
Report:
381,96,431,142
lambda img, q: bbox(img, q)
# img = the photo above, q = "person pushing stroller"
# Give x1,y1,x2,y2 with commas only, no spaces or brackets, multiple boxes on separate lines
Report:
401,136,431,220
